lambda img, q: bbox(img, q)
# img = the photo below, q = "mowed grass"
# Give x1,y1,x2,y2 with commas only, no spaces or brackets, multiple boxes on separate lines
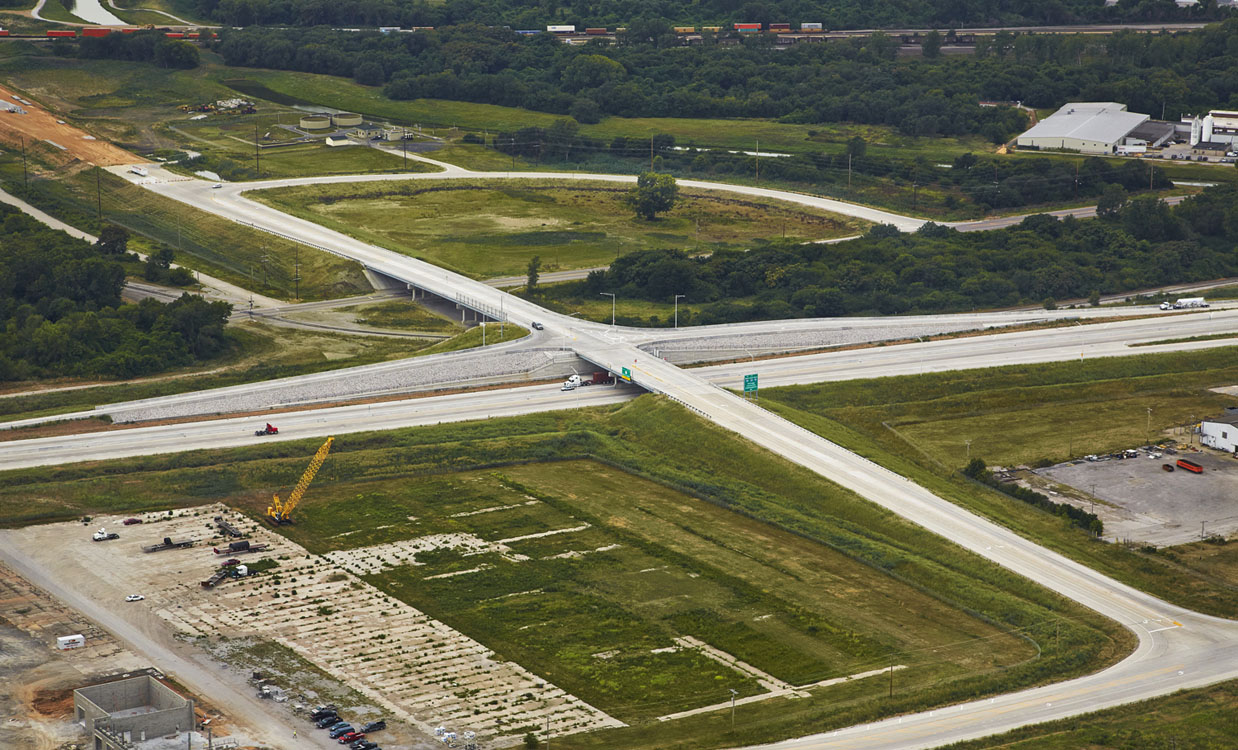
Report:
220,68,994,158
250,179,868,278
948,679,1238,749
339,462,1033,722
785,347,1238,469
760,347,1238,618
0,397,1130,748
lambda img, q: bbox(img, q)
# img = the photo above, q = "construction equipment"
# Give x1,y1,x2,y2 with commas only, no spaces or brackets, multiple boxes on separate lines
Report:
214,515,244,538
267,437,333,525
212,540,268,556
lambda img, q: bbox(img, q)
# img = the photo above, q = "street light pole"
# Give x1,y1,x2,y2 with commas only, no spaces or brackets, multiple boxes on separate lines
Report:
600,292,616,327
729,688,738,730
1146,407,1153,444
673,294,685,328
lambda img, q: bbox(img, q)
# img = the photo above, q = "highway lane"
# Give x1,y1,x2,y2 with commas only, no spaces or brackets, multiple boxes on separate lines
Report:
0,383,634,469
699,309,1238,388
90,165,1238,749
3,311,1237,465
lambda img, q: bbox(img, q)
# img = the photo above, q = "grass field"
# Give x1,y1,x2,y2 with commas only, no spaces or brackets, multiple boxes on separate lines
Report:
339,299,462,332
761,346,1238,618
220,69,994,159
948,679,1238,749
0,397,1130,748
250,179,868,279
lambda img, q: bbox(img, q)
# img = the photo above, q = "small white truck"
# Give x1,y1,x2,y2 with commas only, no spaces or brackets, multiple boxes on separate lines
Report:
129,166,149,177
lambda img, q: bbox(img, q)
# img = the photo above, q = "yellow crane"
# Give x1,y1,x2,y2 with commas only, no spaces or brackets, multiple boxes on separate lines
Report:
267,437,333,525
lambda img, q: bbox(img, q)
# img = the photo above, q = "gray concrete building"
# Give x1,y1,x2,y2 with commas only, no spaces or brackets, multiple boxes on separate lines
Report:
74,675,195,747
1016,102,1149,154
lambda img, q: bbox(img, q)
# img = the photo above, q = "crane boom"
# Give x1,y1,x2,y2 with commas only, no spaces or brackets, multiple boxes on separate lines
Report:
267,437,333,524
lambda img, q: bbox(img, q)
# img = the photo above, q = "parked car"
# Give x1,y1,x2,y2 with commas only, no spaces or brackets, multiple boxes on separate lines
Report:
122,518,142,525
361,720,386,733
315,715,342,729
339,732,364,743
329,725,355,739
124,594,144,602
1162,464,1175,472
310,705,338,720
350,741,378,750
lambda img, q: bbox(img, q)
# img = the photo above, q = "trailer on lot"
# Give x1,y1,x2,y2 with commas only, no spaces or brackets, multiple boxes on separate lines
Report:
142,536,197,553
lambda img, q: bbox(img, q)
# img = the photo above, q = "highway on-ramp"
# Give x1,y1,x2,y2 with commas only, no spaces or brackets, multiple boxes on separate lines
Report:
36,164,1233,749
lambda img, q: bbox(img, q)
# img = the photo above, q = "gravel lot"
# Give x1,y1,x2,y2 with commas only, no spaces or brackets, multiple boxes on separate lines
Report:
1036,450,1238,546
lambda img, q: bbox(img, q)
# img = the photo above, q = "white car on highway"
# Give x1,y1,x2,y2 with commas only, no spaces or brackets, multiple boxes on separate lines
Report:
124,594,144,602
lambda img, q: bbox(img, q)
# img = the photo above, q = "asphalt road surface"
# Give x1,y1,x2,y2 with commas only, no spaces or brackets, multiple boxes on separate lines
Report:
37,163,1233,749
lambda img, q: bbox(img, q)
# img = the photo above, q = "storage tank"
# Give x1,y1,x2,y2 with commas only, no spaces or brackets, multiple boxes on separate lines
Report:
300,114,332,130
1202,114,1214,142
332,112,362,127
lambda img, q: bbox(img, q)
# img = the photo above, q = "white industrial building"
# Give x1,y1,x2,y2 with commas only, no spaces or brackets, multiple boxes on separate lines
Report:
1016,102,1151,154
1183,110,1238,148
1201,413,1238,453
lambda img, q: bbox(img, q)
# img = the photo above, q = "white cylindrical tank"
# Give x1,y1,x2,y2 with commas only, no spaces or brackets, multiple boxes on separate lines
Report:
1190,116,1202,145
332,112,362,127
300,114,332,130
1202,114,1214,142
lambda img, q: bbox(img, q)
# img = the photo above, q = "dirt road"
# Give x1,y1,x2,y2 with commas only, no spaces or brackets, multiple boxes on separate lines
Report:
0,534,336,750
0,84,142,165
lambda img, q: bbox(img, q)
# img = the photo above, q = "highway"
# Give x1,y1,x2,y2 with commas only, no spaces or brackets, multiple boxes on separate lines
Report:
27,163,1230,749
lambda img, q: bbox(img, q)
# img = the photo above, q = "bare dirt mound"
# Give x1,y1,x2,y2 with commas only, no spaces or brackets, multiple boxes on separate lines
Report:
0,84,143,166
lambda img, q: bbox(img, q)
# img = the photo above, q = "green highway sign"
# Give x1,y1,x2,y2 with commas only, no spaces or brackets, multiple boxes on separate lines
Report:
621,367,631,380
743,373,758,392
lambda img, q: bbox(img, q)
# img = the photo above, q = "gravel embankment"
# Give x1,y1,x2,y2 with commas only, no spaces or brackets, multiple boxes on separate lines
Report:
641,321,997,363
104,349,575,423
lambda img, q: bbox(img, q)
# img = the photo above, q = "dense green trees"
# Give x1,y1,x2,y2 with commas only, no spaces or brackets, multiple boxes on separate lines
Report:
567,184,1238,324
188,0,1232,29
215,20,1238,139
77,30,200,69
0,207,232,381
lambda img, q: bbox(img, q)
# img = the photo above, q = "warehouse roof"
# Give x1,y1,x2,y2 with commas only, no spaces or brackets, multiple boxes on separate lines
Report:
1018,102,1148,145
1128,120,1175,142
1204,413,1238,427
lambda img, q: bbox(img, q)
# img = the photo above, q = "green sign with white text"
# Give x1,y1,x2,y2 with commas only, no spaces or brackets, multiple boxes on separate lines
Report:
622,367,631,380
744,374,758,392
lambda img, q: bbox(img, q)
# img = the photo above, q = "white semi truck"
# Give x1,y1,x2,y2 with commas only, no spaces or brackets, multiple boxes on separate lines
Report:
1160,297,1209,310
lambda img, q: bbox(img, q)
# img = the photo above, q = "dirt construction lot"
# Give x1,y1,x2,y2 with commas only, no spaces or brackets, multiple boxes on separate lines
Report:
0,84,142,165
0,505,622,748
1037,449,1238,546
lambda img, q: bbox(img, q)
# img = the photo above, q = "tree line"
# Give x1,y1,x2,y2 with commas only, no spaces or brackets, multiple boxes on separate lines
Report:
213,20,1238,139
189,0,1232,29
0,209,232,381
549,184,1238,325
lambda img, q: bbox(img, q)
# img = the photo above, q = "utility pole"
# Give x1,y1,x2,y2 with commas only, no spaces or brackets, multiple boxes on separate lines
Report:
847,152,852,191
729,688,738,730
293,246,301,301
1074,161,1079,199
755,139,759,181
888,656,894,697
402,128,407,170
1149,163,1154,191
20,135,27,193
95,165,103,224
254,121,260,173
600,292,616,327
912,181,918,210
1146,406,1152,444
965,439,972,461
674,294,685,328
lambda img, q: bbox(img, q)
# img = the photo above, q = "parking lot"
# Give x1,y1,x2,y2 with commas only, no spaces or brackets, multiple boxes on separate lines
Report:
1036,449,1238,546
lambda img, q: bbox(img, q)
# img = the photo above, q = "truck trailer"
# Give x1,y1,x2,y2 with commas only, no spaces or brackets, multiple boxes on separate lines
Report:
142,536,197,553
